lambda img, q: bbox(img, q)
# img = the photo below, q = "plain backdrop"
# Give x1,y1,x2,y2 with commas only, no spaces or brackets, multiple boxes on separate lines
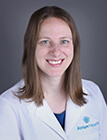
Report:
0,0,107,103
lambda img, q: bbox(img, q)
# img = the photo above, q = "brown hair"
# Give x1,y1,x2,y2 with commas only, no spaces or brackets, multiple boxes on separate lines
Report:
17,6,87,106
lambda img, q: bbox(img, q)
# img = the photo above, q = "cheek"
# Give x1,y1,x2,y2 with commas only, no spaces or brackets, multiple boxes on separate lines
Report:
63,45,74,57
35,47,48,61
35,47,41,64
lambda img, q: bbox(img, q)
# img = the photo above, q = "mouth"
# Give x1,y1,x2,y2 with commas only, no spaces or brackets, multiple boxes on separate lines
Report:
46,59,64,66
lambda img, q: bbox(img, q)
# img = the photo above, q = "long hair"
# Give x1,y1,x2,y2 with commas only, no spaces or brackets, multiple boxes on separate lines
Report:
17,6,87,106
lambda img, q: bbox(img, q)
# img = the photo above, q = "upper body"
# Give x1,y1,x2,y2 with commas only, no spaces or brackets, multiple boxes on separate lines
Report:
0,79,107,140
0,6,107,140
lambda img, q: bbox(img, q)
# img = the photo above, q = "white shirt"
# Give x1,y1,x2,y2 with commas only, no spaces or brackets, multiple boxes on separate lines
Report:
0,79,107,140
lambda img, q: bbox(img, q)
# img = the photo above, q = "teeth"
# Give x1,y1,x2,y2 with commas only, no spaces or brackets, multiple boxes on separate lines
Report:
48,60,62,64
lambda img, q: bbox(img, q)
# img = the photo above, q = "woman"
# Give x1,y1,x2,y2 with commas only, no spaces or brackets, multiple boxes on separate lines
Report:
0,6,107,140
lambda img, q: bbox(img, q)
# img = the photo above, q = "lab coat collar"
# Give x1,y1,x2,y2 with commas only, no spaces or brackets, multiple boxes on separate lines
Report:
34,97,86,139
35,99,67,139
65,97,86,135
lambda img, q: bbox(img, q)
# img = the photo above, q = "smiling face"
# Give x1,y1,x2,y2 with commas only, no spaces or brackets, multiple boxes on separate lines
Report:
35,17,74,78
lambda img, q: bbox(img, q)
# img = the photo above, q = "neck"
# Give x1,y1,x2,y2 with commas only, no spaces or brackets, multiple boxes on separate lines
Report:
41,74,65,96
40,73,67,113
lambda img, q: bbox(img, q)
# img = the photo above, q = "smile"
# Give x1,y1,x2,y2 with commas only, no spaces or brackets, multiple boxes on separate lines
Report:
46,59,64,65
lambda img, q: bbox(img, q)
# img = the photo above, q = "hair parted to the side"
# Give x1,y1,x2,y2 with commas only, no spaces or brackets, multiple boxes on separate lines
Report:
16,6,87,106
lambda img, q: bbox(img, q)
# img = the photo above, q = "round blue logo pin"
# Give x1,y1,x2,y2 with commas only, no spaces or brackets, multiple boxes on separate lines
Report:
83,116,90,123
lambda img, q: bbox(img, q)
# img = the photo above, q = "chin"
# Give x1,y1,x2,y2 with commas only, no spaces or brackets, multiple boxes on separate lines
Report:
47,71,65,77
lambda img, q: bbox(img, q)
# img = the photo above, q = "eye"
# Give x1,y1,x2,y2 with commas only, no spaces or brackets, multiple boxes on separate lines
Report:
41,40,50,44
39,39,51,47
61,40,69,44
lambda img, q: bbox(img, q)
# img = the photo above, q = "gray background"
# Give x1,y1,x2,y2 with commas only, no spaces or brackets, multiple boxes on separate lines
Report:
0,0,107,103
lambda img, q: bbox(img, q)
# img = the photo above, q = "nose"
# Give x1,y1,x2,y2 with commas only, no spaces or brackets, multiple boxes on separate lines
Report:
50,44,61,57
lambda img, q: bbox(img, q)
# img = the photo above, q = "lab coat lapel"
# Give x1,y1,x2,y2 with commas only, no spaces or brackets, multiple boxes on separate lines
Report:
35,100,66,139
65,97,86,135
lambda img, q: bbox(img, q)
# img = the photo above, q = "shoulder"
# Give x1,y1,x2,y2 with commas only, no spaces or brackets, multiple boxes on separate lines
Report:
0,79,38,108
0,80,24,114
0,79,30,113
0,79,24,102
0,80,27,139
82,79,106,107
0,79,37,118
82,79,99,89
82,79,101,96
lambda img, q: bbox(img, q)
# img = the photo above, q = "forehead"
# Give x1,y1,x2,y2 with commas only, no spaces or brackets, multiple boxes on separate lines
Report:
39,17,72,37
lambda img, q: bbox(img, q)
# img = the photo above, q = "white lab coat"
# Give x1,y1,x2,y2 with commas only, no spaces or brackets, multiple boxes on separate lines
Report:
0,79,107,140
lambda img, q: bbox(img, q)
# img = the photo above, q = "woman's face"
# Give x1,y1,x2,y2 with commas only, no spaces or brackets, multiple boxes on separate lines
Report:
36,17,74,78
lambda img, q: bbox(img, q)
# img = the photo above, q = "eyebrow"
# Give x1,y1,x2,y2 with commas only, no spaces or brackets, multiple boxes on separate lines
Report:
38,37,51,40
38,36,72,40
60,36,72,40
